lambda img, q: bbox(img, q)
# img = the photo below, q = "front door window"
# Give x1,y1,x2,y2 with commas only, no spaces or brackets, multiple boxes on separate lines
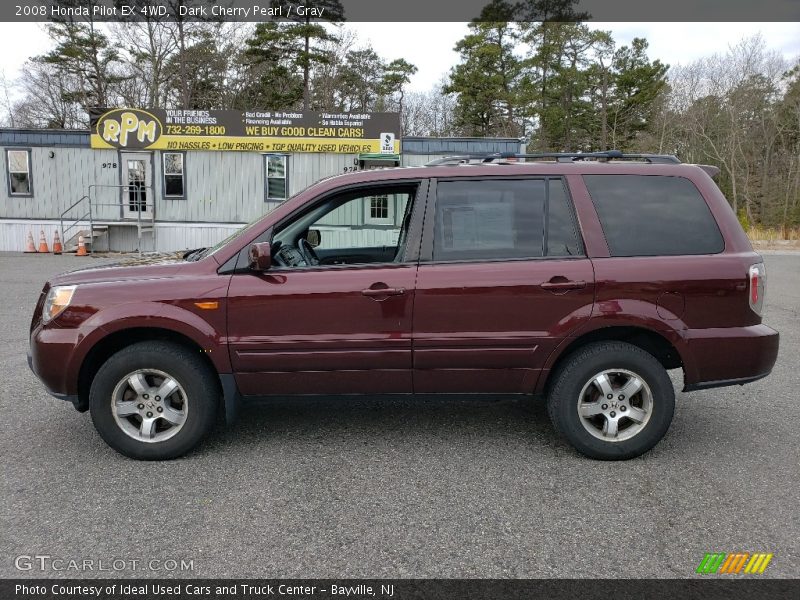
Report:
271,185,416,268
127,159,147,212
121,153,152,219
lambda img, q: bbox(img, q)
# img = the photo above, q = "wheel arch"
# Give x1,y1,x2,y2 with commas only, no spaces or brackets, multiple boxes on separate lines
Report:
76,327,220,412
537,325,685,395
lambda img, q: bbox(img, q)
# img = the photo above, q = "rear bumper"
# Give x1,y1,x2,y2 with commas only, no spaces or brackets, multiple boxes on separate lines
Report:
682,324,779,391
683,371,772,392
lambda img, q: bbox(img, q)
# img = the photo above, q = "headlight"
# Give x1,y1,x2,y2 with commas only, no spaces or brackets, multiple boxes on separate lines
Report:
42,285,76,324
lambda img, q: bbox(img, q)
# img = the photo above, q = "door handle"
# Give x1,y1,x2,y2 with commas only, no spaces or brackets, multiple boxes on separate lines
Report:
361,287,406,297
540,279,586,291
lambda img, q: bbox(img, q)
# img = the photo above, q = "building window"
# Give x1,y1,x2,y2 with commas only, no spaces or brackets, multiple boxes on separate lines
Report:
163,152,185,198
266,154,288,201
7,149,32,196
365,194,392,225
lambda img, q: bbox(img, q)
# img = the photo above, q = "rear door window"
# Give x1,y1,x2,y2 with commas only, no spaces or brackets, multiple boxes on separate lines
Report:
547,179,583,257
432,178,582,262
583,175,724,257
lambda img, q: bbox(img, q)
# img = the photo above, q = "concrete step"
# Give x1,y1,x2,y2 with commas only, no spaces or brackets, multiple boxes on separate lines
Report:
65,227,109,252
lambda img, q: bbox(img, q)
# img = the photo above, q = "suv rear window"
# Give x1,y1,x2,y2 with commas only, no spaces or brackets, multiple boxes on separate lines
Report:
433,178,582,261
583,175,724,257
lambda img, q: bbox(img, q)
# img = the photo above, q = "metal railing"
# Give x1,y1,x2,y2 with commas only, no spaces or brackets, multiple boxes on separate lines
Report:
59,184,156,256
59,194,92,251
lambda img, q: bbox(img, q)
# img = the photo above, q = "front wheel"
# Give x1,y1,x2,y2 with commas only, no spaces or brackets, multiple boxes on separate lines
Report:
547,341,675,460
89,341,219,460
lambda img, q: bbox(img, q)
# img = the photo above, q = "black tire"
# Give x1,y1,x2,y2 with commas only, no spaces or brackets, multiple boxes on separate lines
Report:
89,341,219,460
546,341,675,460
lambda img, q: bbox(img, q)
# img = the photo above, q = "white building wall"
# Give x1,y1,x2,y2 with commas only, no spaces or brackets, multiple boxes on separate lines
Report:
0,218,242,253
0,147,120,220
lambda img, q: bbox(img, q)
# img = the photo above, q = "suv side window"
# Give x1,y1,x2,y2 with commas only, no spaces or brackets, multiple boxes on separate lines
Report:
584,174,724,257
547,179,583,257
433,178,582,262
434,179,544,261
268,183,420,269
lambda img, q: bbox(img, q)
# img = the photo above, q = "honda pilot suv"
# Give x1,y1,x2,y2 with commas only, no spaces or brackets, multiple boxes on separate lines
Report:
29,151,779,460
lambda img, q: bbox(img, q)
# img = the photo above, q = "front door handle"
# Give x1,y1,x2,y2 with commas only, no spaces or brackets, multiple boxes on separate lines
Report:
540,279,586,292
361,287,406,298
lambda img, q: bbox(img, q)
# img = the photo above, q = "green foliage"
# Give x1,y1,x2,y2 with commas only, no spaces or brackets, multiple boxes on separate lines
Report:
607,38,668,148
165,30,227,110
737,208,751,231
524,24,667,150
39,20,127,109
381,59,418,110
338,49,385,111
444,21,667,150
444,21,521,137
269,0,345,109
241,22,305,110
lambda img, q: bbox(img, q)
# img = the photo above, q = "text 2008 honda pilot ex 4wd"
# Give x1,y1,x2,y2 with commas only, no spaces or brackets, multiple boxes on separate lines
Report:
29,151,779,461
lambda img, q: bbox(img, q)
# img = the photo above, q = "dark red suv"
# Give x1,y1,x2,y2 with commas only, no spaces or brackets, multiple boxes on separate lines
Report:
29,152,779,460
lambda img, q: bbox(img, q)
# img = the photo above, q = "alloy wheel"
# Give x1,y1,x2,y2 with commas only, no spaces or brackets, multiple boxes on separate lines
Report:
577,368,653,442
111,369,188,443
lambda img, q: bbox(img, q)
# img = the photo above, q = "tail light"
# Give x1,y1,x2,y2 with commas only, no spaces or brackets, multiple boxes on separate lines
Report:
748,262,766,316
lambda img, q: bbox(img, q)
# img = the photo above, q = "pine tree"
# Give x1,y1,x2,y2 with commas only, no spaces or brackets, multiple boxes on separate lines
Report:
39,19,126,111
444,21,521,137
270,0,345,110
339,49,385,112
380,59,418,113
241,23,305,110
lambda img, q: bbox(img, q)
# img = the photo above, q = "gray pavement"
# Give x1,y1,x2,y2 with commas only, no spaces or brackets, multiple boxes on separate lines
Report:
0,252,798,579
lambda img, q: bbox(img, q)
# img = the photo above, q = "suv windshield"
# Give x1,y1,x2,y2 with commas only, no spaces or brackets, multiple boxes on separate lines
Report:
201,217,266,260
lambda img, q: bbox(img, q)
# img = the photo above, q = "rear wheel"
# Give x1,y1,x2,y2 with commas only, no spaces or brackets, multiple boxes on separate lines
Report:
89,341,219,460
547,341,675,460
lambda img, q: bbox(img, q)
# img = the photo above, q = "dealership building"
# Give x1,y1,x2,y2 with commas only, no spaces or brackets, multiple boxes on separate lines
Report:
0,110,523,253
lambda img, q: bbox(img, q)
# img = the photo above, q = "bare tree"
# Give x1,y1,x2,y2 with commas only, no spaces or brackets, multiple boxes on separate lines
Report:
111,20,178,107
12,59,84,128
402,78,458,137
0,70,14,127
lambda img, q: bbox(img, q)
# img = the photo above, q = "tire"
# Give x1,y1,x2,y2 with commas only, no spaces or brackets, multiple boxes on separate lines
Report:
546,341,675,460
89,341,219,460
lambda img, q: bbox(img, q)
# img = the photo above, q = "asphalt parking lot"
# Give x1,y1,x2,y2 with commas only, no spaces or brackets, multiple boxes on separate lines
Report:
1,252,798,579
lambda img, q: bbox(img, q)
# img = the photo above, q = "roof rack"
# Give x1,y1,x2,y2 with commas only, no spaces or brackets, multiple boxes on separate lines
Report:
425,150,682,166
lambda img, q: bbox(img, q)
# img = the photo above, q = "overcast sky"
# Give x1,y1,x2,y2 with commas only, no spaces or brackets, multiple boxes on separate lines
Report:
0,21,798,98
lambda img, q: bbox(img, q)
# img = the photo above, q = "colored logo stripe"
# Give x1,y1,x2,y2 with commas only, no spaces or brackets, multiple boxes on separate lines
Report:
697,553,726,574
744,553,774,574
719,553,749,574
696,552,773,574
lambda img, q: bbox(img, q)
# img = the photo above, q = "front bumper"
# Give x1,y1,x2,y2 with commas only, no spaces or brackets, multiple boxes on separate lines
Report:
28,338,84,412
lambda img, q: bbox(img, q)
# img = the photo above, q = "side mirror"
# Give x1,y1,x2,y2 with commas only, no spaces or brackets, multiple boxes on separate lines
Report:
248,242,272,271
306,229,321,248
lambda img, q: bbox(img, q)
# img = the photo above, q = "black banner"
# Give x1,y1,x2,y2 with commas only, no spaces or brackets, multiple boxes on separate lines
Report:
4,0,799,22
3,579,800,600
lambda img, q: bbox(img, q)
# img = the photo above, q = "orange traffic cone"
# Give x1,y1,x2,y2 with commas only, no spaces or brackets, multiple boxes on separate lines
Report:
37,229,49,253
52,230,63,255
76,234,88,256
24,231,36,253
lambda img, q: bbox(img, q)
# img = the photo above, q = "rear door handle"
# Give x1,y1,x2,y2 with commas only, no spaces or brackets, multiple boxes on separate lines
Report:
540,280,586,291
361,287,406,297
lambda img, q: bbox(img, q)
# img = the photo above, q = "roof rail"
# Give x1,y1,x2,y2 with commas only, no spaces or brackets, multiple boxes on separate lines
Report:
425,150,681,166
424,155,492,166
